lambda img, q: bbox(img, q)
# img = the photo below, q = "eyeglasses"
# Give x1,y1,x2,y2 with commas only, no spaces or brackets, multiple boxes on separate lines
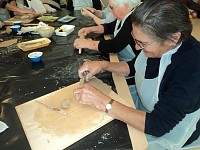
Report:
109,5,116,10
131,31,154,49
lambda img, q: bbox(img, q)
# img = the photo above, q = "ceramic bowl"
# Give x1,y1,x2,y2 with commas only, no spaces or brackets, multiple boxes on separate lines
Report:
10,25,21,33
36,26,54,38
28,51,43,62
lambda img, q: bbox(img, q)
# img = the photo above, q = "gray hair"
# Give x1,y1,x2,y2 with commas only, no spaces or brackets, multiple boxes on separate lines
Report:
131,0,192,44
111,0,141,9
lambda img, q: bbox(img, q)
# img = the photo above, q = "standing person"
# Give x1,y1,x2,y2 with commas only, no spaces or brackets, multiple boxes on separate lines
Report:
73,0,200,149
81,4,116,25
74,0,141,62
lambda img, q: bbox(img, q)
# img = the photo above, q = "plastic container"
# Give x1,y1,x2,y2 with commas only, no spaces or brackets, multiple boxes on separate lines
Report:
28,51,43,62
10,25,21,33
55,25,75,36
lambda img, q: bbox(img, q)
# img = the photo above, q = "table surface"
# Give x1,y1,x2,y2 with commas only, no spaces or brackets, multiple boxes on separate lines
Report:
0,10,133,150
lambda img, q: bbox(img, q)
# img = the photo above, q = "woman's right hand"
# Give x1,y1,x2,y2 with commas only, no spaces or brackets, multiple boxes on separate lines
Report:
78,27,92,36
78,61,108,80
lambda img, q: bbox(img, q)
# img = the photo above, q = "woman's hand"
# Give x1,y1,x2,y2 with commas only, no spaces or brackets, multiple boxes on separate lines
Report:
73,83,111,111
18,8,36,15
73,38,99,51
78,27,93,36
73,38,91,49
84,7,96,13
81,8,94,18
78,61,108,80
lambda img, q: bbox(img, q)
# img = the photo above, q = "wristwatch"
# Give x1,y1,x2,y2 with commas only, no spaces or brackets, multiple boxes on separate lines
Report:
105,99,114,113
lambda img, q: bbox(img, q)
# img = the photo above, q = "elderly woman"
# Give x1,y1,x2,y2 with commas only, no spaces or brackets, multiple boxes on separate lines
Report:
73,0,200,149
74,0,141,62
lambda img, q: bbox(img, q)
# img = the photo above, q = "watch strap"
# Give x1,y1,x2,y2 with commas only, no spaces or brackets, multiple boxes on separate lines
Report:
105,99,114,113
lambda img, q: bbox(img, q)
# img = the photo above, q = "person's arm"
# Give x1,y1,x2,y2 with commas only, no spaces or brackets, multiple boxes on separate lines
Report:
9,0,16,6
74,84,146,132
78,61,130,78
93,9,104,18
5,2,35,15
91,13,102,25
74,39,100,51
81,8,102,25
78,25,104,36
74,25,104,50
82,7,104,18
5,2,21,12
74,60,146,132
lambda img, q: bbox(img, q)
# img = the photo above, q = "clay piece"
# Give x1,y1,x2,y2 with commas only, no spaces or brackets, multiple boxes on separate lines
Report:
61,99,70,109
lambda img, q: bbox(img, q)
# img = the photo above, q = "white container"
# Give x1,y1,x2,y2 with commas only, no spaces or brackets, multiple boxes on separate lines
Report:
55,25,75,37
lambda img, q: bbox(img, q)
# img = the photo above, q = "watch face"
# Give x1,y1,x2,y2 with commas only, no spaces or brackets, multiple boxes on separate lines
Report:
106,104,112,110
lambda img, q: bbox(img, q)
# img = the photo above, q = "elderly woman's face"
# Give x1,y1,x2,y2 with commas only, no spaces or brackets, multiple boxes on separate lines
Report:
131,25,173,58
108,0,127,20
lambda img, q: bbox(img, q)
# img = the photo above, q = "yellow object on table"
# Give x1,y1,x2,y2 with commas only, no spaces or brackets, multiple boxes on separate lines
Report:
37,16,58,22
17,38,51,51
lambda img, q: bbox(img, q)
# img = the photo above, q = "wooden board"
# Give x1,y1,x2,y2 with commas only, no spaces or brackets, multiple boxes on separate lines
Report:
191,19,200,41
0,39,17,48
110,53,148,150
105,35,147,150
3,17,34,25
16,78,128,150
17,38,51,51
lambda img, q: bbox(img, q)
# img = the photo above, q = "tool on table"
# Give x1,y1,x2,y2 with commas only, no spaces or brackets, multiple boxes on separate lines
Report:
35,100,67,116
79,70,89,85
78,33,85,54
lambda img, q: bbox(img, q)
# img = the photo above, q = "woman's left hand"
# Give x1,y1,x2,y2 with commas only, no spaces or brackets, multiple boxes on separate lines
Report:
73,84,111,111
74,38,91,49
81,8,93,18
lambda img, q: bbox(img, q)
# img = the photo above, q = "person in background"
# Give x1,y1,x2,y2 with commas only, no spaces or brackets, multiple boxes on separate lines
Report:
74,0,141,62
67,0,102,11
0,0,35,18
81,4,116,25
74,0,200,149
40,0,61,10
